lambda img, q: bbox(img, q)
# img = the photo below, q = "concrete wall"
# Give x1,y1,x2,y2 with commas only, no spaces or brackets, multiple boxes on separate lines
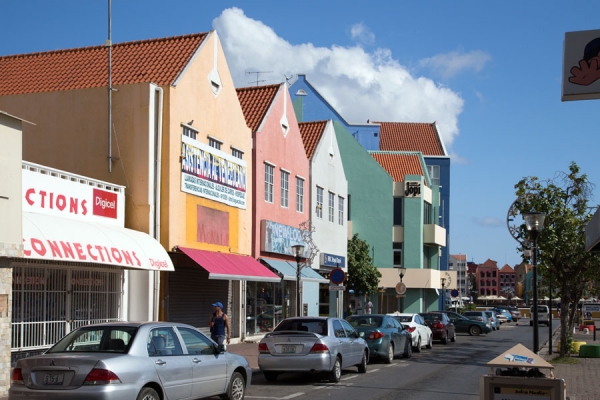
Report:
0,267,11,396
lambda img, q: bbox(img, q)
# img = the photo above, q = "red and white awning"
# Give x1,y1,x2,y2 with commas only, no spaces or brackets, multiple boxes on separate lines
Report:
22,212,174,271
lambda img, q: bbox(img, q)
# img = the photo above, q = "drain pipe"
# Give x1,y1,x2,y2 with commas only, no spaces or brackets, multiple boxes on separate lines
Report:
107,0,113,173
150,85,164,321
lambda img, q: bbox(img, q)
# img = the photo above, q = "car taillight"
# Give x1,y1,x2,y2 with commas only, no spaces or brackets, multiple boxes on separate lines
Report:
258,343,269,354
309,343,329,353
405,327,416,333
368,331,385,340
433,323,444,329
84,368,121,385
11,368,24,385
475,317,483,322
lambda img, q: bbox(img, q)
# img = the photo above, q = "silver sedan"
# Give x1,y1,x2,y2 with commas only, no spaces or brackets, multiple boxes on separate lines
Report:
257,316,369,382
9,321,252,400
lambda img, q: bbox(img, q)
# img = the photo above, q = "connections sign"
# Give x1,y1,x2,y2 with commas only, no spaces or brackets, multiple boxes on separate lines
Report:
180,135,247,209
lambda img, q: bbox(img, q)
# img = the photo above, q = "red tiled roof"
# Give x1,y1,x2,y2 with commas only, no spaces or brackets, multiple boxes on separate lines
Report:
0,33,208,95
298,120,327,159
370,152,425,183
451,254,467,261
480,259,498,268
236,84,281,132
499,264,514,272
378,122,446,156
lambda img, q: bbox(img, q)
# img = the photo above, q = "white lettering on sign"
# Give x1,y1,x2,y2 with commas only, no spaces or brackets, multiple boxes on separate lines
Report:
95,196,116,210
25,188,88,216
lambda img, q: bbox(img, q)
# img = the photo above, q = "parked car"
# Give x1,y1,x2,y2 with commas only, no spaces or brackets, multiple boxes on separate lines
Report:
490,309,508,324
438,311,491,336
485,310,500,330
463,311,491,330
9,321,252,400
346,314,412,362
387,312,433,352
504,306,522,322
492,308,513,323
257,317,369,382
530,305,550,326
419,312,456,344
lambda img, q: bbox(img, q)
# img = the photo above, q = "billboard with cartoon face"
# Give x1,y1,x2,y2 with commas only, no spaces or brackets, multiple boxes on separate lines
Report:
562,29,600,101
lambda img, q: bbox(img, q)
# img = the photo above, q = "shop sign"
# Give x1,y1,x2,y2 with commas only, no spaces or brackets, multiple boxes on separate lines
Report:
562,29,600,101
181,135,247,209
261,220,307,257
320,253,345,268
404,181,421,198
22,167,124,226
13,275,47,286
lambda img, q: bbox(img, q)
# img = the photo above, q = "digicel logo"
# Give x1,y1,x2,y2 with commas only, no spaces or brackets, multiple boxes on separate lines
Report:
93,189,118,219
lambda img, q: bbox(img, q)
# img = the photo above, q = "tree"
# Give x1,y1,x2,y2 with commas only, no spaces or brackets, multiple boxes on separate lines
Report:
346,233,382,299
513,162,600,357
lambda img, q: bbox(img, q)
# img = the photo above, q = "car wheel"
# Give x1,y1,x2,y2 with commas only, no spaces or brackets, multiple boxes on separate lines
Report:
469,325,482,336
403,340,412,358
329,356,342,382
441,331,448,344
426,335,433,349
263,371,278,382
385,343,394,364
137,387,160,400
222,372,245,400
450,330,456,342
414,337,421,353
357,350,368,373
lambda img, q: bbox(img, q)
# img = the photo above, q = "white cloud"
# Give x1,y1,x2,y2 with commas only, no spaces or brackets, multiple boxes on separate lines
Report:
473,217,503,227
213,7,465,148
350,23,375,46
418,50,492,79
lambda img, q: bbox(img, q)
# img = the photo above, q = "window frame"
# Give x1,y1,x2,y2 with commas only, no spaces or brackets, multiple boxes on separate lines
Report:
264,163,274,203
328,191,335,222
316,186,324,219
296,177,304,213
280,170,289,208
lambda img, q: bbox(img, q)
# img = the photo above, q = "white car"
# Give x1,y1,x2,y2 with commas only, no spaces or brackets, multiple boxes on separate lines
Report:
387,312,433,352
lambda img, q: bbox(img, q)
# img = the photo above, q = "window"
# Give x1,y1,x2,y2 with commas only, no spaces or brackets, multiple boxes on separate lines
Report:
182,124,198,140
296,177,304,213
208,136,222,150
280,170,289,208
231,147,243,159
264,163,274,203
393,197,403,226
328,192,335,222
393,243,402,266
423,202,432,224
316,187,323,218
427,165,440,186
338,196,344,225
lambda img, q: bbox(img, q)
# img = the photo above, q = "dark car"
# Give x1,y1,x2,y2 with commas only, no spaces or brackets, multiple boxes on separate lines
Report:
419,312,456,344
346,314,412,363
443,310,492,335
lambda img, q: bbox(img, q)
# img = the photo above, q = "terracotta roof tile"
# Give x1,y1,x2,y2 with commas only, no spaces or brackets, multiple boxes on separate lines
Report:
451,254,467,261
480,259,498,268
378,122,446,156
499,264,514,272
236,84,281,132
0,33,207,95
369,151,426,183
298,120,327,159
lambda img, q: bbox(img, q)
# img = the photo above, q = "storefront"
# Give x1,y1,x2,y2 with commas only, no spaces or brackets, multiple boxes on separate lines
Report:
10,162,174,364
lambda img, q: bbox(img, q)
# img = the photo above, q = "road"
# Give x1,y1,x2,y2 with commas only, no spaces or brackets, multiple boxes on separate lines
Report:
241,319,559,400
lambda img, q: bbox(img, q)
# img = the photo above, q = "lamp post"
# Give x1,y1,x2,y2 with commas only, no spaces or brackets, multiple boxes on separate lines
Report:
291,244,305,317
395,266,407,312
440,278,446,311
524,211,545,354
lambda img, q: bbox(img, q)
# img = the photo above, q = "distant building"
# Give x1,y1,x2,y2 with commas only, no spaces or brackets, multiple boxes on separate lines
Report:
477,259,500,296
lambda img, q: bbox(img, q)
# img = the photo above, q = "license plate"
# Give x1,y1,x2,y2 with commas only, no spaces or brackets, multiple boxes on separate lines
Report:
43,373,64,385
282,345,296,354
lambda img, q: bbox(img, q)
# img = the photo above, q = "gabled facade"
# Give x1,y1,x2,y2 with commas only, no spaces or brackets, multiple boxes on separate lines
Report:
477,259,500,296
0,31,284,351
299,120,348,316
499,264,516,299
370,151,448,313
236,83,327,326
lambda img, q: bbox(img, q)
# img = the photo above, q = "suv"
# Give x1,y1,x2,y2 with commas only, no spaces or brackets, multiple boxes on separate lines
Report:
530,305,549,326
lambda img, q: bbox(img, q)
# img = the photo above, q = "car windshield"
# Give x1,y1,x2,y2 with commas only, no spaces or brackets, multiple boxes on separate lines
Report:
394,316,412,323
47,326,138,353
421,313,442,322
347,316,383,327
274,319,328,335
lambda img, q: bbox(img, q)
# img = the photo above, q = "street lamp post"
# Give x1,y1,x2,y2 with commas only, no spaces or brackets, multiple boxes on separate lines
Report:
395,266,407,312
291,244,305,317
440,278,446,311
524,211,546,354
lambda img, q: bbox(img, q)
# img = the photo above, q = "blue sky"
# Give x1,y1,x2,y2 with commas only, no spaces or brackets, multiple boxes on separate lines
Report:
3,1,600,268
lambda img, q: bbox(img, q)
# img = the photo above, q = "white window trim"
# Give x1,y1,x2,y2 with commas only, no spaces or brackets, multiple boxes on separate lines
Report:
207,135,223,145
230,145,244,155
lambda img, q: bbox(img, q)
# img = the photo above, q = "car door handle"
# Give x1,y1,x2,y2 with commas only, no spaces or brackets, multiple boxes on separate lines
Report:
155,359,167,366
192,358,201,364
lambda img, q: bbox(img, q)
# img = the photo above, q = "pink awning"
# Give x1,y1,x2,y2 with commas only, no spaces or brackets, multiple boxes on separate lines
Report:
179,247,280,282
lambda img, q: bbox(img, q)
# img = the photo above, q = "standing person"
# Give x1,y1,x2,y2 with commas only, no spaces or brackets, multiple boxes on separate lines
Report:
365,298,373,314
208,302,231,345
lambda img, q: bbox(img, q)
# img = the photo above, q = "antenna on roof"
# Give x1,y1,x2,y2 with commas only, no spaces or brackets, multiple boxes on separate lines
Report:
285,74,295,86
246,70,272,86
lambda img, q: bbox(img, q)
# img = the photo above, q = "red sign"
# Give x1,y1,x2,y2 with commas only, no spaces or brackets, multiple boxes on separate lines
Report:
93,189,118,219
330,268,346,285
